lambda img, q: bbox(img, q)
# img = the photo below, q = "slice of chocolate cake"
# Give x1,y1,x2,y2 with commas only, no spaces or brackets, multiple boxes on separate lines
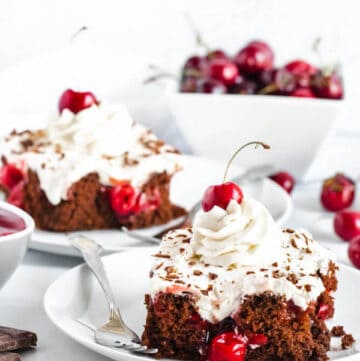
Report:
0,90,185,231
142,195,338,361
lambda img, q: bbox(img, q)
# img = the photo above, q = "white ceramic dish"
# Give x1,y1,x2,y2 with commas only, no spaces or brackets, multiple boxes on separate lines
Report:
30,155,292,257
168,93,346,179
44,248,359,361
0,201,35,289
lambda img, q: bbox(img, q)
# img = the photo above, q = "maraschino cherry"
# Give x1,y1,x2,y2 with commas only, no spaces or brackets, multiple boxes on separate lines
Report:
208,332,247,361
334,210,360,241
0,164,24,190
320,173,355,212
58,89,99,114
201,141,270,212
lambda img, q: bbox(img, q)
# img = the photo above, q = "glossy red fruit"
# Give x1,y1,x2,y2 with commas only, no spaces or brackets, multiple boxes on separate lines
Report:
285,60,317,88
208,332,247,361
206,58,239,86
110,183,138,217
202,182,243,212
58,89,99,114
290,88,316,98
317,304,330,320
321,173,355,212
312,71,343,99
334,210,360,241
234,40,274,75
269,172,295,194
230,80,257,95
247,333,268,346
184,55,206,70
0,164,24,190
199,78,227,94
7,180,25,208
349,235,360,269
207,49,228,61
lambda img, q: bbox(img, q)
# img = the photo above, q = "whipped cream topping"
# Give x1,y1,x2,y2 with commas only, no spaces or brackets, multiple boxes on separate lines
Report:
192,199,283,267
1,103,182,205
149,197,335,323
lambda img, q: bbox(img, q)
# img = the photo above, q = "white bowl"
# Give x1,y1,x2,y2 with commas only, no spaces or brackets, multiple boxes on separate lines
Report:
168,93,346,179
0,202,35,290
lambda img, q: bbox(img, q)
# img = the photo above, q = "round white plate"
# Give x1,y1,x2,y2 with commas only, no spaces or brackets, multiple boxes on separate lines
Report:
31,155,292,257
44,248,359,361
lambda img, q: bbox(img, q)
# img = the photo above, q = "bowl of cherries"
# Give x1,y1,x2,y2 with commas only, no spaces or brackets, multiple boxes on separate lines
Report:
167,40,345,179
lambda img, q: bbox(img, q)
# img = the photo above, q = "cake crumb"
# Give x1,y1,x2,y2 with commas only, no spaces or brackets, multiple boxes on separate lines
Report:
341,333,355,349
331,326,345,337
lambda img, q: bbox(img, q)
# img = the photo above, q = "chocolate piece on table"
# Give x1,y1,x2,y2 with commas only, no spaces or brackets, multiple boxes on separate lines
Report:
0,353,21,361
0,327,37,352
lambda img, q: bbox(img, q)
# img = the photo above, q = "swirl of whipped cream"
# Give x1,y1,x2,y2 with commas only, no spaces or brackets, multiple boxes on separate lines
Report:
191,198,283,267
48,103,145,156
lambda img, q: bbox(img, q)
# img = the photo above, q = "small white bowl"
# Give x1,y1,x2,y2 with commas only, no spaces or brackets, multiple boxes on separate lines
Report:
0,202,35,290
168,93,346,179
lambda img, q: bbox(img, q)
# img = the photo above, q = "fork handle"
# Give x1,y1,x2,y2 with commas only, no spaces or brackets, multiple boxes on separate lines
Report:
80,245,124,323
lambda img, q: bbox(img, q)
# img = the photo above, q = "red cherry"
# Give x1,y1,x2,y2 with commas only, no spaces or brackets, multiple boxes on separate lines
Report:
0,164,24,190
234,40,274,75
207,49,228,61
285,60,317,88
317,304,330,320
206,58,239,86
199,78,227,94
208,332,247,361
312,71,343,99
334,210,360,241
58,89,99,114
202,182,243,212
7,180,25,208
349,235,360,269
247,333,268,346
290,88,316,98
110,183,138,217
184,55,206,71
269,171,295,194
320,173,355,212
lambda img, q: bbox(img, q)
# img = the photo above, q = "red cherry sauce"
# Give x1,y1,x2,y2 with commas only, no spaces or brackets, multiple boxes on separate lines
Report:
0,208,26,236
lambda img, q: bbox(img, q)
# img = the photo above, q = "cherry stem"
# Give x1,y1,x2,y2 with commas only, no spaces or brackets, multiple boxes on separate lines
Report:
143,72,178,85
223,141,271,183
184,13,211,53
258,83,278,95
70,26,88,43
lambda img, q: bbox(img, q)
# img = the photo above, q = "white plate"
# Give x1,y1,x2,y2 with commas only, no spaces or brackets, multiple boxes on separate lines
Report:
30,155,292,257
44,248,359,361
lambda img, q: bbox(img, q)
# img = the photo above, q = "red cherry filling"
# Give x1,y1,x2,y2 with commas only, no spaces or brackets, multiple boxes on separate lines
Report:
58,89,99,114
0,164,24,190
317,304,330,320
349,236,360,269
269,171,295,194
7,180,25,208
110,183,138,217
208,332,247,361
321,173,355,212
334,210,360,242
202,182,243,212
109,183,161,218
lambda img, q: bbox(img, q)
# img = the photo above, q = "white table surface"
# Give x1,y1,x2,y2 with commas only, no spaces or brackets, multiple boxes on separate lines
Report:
0,179,357,361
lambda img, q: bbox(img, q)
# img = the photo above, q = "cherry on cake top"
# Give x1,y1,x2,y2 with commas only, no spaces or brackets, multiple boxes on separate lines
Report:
58,89,99,114
201,141,270,212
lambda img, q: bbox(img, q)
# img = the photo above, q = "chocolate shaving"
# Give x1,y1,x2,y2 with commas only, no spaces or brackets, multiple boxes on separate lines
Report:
209,272,218,280
153,253,170,259
200,290,209,296
193,270,202,276
304,284,312,292
0,326,37,352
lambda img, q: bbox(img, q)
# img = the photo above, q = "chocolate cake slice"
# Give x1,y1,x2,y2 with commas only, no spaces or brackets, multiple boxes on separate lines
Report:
142,196,339,361
0,90,185,231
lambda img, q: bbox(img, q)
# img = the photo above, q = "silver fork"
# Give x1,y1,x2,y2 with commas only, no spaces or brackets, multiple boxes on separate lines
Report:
123,163,274,244
69,235,158,354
